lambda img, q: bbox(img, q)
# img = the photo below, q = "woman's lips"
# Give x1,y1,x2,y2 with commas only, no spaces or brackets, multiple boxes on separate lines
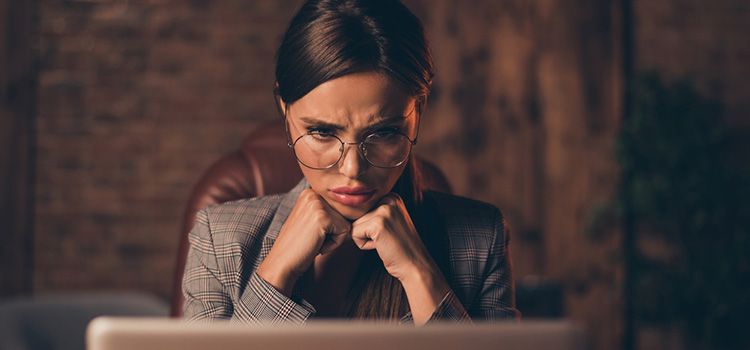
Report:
328,186,376,206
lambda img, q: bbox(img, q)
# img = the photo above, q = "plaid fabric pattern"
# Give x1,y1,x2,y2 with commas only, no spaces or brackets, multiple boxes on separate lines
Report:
183,179,520,324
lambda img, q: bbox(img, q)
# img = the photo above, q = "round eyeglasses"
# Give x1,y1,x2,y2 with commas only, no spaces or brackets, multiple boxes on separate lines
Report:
289,130,417,169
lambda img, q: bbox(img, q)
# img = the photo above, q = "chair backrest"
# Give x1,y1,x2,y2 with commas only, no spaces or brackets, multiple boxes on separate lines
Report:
170,121,452,316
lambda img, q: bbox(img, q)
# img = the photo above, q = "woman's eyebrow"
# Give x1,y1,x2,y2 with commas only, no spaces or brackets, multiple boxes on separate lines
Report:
298,117,345,131
366,116,407,129
298,115,406,130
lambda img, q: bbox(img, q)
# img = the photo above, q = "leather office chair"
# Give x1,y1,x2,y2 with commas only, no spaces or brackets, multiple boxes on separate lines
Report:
170,120,452,317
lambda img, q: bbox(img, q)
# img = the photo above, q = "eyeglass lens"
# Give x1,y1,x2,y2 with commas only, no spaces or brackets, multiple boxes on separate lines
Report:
293,133,411,169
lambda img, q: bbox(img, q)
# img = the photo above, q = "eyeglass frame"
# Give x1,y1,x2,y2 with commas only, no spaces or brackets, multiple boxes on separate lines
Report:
277,94,424,170
288,127,417,169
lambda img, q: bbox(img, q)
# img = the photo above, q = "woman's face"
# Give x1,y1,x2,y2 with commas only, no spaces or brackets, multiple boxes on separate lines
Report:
283,71,419,220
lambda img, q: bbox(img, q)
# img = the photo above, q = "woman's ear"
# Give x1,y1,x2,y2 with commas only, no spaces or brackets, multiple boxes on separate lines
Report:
273,82,287,119
415,95,427,117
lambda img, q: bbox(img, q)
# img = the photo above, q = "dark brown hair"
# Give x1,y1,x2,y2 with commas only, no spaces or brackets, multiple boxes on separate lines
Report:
274,0,434,319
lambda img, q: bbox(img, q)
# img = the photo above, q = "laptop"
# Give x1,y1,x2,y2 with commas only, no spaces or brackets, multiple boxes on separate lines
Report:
87,317,585,350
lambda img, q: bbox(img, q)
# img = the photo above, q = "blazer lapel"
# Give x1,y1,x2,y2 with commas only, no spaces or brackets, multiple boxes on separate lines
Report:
266,177,309,240
258,178,309,263
257,177,310,300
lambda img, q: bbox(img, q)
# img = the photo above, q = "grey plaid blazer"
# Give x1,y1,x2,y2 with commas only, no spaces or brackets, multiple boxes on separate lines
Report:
182,178,520,324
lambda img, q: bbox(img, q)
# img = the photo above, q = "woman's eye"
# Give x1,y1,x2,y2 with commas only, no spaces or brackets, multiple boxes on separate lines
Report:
307,127,336,139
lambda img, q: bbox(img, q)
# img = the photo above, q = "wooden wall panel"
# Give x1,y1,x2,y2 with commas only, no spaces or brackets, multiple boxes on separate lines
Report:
405,1,623,348
0,0,36,297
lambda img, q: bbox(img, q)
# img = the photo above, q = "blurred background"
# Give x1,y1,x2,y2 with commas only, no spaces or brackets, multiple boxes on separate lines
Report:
1,1,748,349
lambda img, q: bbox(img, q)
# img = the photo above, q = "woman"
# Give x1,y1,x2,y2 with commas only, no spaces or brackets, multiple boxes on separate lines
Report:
182,0,519,325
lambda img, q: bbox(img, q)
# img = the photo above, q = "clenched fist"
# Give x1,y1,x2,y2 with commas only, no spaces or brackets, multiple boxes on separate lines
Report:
256,188,351,295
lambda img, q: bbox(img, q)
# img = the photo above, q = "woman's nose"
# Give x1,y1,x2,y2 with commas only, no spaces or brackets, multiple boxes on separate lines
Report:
338,142,367,178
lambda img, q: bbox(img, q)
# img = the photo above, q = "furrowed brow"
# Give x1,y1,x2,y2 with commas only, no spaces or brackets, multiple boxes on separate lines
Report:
298,117,345,131
366,116,407,129
298,115,406,131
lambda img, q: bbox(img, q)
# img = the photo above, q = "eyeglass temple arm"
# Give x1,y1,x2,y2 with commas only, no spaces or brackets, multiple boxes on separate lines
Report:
411,102,422,145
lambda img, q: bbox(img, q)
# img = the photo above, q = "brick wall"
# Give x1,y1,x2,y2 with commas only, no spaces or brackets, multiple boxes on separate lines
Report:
35,0,304,296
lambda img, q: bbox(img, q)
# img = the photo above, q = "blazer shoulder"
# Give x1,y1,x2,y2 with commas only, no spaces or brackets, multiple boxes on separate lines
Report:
423,190,506,240
203,193,285,216
200,194,285,243
424,191,504,220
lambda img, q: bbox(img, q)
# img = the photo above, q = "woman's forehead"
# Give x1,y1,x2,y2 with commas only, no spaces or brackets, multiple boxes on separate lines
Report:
291,98,417,129
288,72,415,124
297,113,412,130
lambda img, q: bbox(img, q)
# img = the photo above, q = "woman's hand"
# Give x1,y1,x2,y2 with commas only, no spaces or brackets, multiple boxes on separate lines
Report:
256,188,351,296
351,193,451,324
350,193,436,282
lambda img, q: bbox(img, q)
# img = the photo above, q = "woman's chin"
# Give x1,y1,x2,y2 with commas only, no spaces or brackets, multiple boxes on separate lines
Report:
326,200,374,221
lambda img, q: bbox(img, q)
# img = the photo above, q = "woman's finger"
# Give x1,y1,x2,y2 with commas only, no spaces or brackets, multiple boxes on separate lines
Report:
351,214,380,250
318,195,353,254
318,224,352,254
352,232,376,250
319,226,351,254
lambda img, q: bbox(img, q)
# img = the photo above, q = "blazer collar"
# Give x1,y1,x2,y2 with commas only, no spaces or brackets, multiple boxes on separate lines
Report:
266,177,309,240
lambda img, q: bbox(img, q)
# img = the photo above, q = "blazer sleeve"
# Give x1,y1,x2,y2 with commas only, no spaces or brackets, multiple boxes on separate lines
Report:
182,207,316,324
468,208,521,320
182,208,234,321
231,271,316,325
415,207,520,323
